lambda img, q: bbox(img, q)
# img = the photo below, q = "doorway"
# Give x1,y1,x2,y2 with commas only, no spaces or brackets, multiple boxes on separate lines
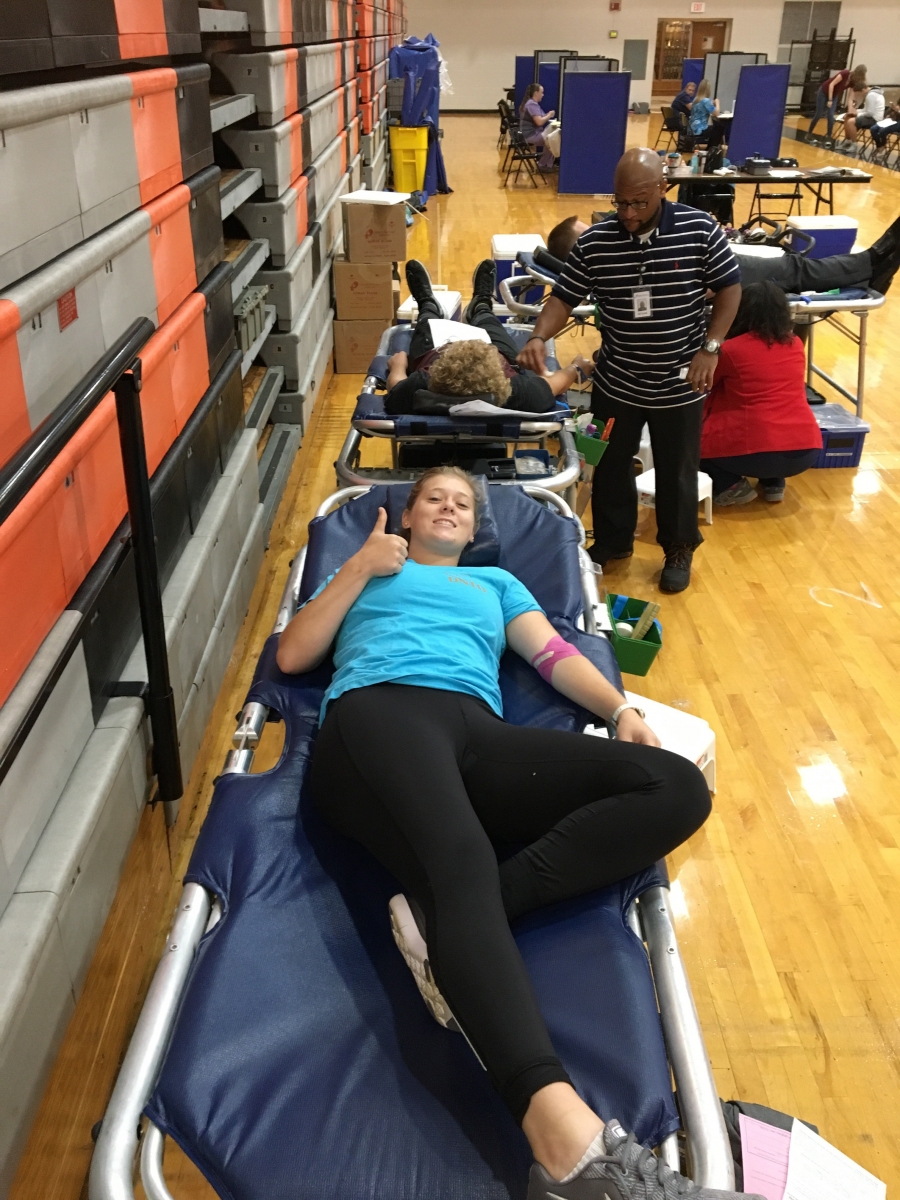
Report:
653,18,731,95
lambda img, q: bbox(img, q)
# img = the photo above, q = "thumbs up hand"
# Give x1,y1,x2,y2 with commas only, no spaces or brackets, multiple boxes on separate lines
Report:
354,508,410,578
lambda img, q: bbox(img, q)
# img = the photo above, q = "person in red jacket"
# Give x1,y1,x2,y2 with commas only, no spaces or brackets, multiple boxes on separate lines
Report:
700,282,823,505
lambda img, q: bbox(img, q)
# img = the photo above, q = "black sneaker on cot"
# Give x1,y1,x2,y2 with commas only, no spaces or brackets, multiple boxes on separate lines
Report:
405,259,436,307
463,259,497,323
869,245,900,296
527,1119,766,1200
659,544,694,594
868,211,900,262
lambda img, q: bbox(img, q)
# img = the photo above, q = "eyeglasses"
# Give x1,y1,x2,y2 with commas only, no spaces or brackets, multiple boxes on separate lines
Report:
613,198,651,212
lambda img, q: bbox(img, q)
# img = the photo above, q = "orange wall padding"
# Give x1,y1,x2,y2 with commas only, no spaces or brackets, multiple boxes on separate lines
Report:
0,292,210,708
116,0,168,59
0,301,30,463
131,69,183,204
146,184,197,324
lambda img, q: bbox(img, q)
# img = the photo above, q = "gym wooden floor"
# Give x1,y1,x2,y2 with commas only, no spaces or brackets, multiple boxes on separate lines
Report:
12,112,900,1199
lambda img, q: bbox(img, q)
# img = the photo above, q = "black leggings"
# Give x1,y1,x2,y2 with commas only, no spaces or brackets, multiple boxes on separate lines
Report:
311,684,711,1122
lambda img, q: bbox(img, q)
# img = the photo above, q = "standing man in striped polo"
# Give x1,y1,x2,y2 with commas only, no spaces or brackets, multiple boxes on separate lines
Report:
519,148,742,593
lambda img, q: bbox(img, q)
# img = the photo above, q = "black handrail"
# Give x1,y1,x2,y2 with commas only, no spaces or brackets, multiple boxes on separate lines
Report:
0,316,184,819
0,318,156,526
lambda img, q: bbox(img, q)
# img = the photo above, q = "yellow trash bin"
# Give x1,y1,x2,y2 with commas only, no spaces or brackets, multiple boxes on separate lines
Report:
389,126,429,192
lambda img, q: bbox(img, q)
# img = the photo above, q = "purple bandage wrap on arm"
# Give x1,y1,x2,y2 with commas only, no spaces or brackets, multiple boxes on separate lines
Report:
531,635,582,683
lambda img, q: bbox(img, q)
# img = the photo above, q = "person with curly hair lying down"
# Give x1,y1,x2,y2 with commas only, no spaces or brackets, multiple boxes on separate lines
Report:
385,260,592,414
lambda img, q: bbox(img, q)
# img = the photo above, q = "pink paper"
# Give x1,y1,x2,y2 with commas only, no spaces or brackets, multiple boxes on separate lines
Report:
740,1113,791,1200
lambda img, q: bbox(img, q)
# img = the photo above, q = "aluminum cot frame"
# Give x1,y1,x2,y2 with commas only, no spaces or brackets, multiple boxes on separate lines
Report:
335,327,583,503
788,290,884,418
90,483,735,1200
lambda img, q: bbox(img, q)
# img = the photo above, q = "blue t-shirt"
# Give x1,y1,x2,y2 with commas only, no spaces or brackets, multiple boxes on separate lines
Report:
308,560,543,721
690,97,715,135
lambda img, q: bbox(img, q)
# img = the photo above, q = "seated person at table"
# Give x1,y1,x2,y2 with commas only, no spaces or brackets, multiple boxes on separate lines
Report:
872,102,900,148
700,283,822,505
385,260,591,414
547,210,900,297
689,79,719,141
671,80,696,120
519,82,556,171
277,466,761,1200
842,84,884,145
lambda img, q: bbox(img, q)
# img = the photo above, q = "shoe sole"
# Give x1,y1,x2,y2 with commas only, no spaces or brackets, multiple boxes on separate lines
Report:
714,489,758,506
659,578,690,593
588,549,633,567
389,897,461,1032
763,493,784,503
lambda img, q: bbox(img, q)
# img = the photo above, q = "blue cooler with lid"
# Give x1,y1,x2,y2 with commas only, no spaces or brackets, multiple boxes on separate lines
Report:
812,402,870,468
786,215,859,260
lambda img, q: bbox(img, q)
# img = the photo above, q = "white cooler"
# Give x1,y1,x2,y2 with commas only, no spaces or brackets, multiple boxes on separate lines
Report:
396,288,462,324
491,233,546,302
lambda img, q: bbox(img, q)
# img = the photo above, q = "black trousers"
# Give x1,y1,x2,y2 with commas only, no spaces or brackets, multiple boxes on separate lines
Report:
409,298,520,368
700,448,821,494
734,248,873,292
589,392,704,554
311,684,711,1123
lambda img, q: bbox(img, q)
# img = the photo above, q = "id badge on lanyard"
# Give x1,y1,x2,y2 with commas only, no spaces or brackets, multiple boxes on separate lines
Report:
632,248,652,319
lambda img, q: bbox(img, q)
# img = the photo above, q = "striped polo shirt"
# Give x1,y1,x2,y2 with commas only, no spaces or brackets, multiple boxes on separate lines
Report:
552,200,741,408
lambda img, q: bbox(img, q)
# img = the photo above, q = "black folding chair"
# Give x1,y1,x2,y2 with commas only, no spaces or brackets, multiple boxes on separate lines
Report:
504,127,546,188
497,100,511,149
872,128,900,169
654,106,683,151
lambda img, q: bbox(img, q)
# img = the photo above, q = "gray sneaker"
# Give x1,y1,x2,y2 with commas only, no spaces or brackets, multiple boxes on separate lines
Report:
527,1119,765,1200
714,479,757,506
761,484,785,503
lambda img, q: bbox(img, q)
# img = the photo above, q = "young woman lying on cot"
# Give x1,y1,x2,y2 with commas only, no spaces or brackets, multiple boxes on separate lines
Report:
277,468,761,1200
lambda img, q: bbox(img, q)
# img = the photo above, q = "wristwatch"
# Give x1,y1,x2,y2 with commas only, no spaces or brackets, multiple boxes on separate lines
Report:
702,338,722,355
610,702,646,726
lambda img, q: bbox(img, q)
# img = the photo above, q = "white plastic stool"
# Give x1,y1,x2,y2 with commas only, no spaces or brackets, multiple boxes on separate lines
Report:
636,424,653,472
635,468,713,524
587,690,717,791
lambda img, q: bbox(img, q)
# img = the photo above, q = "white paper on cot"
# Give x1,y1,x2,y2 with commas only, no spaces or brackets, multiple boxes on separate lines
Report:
783,1118,886,1200
427,320,491,349
449,399,558,418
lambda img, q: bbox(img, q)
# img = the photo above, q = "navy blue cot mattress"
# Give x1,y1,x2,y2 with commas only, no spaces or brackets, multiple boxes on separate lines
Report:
146,485,680,1200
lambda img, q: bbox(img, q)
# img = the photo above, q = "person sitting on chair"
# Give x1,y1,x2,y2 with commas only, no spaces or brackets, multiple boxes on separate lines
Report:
278,465,763,1200
700,283,823,506
519,82,556,172
547,210,900,297
385,260,592,414
871,101,900,149
688,79,719,142
842,83,885,147
671,80,696,120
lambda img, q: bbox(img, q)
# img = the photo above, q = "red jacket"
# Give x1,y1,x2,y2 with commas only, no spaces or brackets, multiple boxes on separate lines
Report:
702,333,823,458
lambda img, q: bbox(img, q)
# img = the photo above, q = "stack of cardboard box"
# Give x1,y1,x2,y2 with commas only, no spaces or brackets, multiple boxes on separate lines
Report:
333,191,407,372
